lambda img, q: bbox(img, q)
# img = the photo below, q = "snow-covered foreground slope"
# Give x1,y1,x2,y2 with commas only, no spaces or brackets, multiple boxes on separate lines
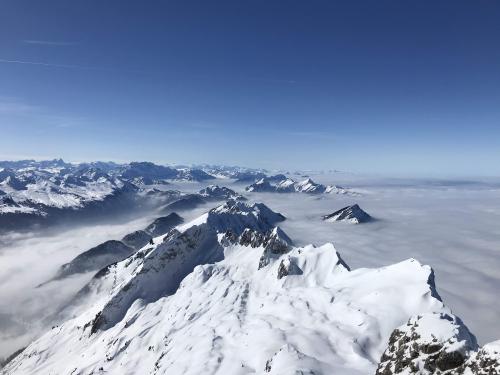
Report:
2,200,499,374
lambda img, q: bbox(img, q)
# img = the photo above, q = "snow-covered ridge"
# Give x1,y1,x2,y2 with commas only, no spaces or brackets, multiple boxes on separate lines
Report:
2,200,499,375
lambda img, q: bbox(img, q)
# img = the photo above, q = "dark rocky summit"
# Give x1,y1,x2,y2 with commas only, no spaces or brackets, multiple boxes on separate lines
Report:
322,204,372,223
375,312,500,374
144,213,184,236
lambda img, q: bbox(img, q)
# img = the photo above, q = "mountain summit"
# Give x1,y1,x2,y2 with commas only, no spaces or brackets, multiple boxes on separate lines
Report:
3,200,499,374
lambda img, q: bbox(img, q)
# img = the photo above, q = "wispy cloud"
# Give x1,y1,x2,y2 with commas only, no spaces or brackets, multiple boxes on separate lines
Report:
0,58,102,71
0,98,41,114
0,58,142,74
0,97,84,130
23,40,75,46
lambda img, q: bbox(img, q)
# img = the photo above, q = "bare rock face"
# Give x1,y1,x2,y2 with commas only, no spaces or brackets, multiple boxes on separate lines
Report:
322,204,372,224
121,230,152,250
54,240,134,280
277,257,303,279
257,227,293,269
220,225,292,270
144,213,184,236
376,312,478,375
161,194,206,213
461,341,500,374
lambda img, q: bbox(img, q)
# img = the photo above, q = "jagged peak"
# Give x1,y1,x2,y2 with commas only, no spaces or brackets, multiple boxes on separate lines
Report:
323,204,372,224
376,312,478,374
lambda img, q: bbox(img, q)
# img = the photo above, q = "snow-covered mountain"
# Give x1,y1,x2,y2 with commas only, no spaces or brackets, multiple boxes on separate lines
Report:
172,168,215,182
0,160,244,232
3,200,499,374
198,185,246,201
246,176,359,195
191,164,268,181
323,204,372,224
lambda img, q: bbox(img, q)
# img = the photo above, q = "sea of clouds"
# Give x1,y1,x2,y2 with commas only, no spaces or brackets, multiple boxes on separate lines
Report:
0,175,499,360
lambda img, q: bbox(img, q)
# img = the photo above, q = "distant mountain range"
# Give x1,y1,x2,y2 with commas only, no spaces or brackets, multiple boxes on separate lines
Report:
0,160,257,232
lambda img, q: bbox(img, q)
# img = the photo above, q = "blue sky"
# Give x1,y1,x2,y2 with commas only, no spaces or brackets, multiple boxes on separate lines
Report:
0,0,499,176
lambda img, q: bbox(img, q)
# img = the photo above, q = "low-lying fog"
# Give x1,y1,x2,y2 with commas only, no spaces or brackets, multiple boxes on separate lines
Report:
1,175,499,360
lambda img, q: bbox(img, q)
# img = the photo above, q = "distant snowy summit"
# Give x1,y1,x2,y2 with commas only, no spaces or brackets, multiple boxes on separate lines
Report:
322,204,372,224
246,175,359,195
3,199,500,374
198,185,246,201
0,158,257,231
191,164,268,182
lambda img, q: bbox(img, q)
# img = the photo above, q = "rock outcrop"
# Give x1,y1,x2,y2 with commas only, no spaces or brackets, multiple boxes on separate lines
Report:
322,204,372,223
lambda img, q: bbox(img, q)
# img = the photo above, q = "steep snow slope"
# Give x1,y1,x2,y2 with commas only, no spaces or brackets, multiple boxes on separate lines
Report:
4,200,498,375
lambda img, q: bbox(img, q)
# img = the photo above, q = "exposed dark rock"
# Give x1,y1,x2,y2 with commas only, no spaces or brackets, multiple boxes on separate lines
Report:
121,230,152,250
460,342,500,374
144,213,184,236
162,195,206,212
0,347,26,369
55,240,134,279
322,204,372,224
121,162,177,180
375,312,478,375
277,258,303,279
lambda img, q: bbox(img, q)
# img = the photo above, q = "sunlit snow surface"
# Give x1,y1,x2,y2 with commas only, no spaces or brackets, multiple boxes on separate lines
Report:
1,173,500,370
1,202,446,374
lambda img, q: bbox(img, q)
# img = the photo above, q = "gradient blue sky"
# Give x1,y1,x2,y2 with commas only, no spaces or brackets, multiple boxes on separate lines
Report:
0,0,499,176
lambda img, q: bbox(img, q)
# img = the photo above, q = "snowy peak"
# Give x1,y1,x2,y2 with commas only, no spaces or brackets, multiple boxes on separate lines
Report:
174,168,215,182
245,178,275,192
221,225,293,270
4,196,500,374
294,178,326,193
245,175,359,195
376,312,479,374
205,200,286,235
79,202,286,334
198,185,245,201
4,226,463,375
322,204,372,223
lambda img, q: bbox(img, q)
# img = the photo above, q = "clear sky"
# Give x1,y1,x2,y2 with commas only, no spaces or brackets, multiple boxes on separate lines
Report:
0,0,499,176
